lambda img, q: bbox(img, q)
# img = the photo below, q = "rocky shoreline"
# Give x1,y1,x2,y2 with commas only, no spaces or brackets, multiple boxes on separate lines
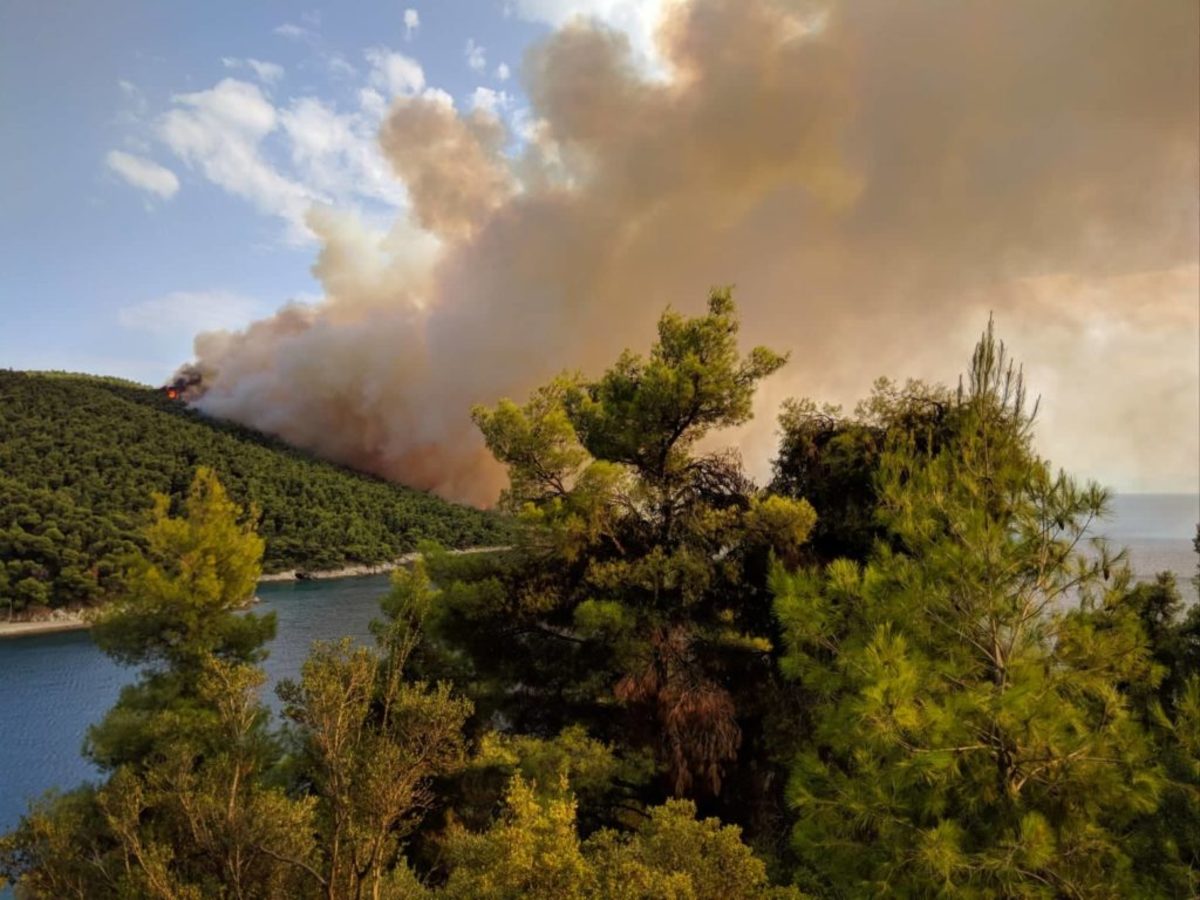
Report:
0,546,508,639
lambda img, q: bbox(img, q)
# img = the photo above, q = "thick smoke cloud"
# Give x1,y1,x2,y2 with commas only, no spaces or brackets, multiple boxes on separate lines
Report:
189,0,1200,504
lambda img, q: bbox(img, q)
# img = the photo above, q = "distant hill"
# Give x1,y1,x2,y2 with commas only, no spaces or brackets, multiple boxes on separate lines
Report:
0,370,509,614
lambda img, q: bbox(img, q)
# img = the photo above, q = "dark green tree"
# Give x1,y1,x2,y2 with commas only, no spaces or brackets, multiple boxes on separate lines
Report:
771,378,951,564
424,289,812,849
1102,541,1200,893
0,369,508,616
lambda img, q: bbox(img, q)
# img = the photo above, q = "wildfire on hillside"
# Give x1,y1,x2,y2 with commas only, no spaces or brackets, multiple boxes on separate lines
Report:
162,365,205,403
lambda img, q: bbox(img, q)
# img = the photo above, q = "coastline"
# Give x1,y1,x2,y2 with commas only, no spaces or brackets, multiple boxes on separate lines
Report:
0,611,92,638
0,546,508,639
256,545,508,582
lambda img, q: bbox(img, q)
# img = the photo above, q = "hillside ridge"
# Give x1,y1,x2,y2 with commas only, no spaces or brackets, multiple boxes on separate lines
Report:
0,370,508,615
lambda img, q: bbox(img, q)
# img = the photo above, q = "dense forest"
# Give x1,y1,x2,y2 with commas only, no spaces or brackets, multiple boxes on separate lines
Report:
4,293,1199,897
0,371,508,615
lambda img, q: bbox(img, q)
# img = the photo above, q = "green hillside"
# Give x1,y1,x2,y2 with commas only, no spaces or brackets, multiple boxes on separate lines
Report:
0,370,508,614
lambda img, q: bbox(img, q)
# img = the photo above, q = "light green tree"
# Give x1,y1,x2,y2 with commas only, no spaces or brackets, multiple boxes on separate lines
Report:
773,322,1165,896
87,466,274,769
2,470,311,898
277,562,473,899
439,774,801,899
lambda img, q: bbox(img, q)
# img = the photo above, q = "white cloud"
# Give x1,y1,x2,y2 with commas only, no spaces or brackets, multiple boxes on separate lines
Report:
159,78,314,239
247,59,284,84
509,0,676,74
404,8,420,39
326,54,356,77
358,87,388,119
508,106,542,144
125,44,451,243
273,22,309,40
464,38,486,72
114,79,149,126
421,87,455,109
495,62,511,81
280,96,408,207
105,150,180,199
221,57,285,84
470,86,511,116
365,47,426,96
119,290,271,336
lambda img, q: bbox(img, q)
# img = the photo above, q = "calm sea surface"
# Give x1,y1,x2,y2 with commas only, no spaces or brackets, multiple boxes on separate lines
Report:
1,495,1196,839
0,574,391,838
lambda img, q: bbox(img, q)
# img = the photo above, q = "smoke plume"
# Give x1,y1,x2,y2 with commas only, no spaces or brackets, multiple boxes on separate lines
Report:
187,0,1200,504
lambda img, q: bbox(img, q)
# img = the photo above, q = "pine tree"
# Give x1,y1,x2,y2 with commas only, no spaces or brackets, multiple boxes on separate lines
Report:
423,289,813,839
439,774,801,899
2,469,313,898
773,322,1164,896
770,378,952,564
276,562,473,899
87,466,274,769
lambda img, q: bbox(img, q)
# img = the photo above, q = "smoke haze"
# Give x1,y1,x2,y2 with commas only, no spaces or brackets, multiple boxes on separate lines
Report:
187,0,1200,505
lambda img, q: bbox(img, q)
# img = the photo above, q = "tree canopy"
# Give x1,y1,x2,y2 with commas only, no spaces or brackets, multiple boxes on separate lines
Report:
772,322,1185,896
4,300,1197,898
434,289,812,834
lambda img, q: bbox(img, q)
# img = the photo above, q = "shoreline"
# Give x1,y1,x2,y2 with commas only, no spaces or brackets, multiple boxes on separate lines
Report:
256,545,508,582
0,546,508,640
0,612,92,639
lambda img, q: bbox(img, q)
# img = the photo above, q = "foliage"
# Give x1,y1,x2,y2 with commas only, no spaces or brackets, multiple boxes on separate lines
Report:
276,562,474,898
1,470,313,897
1103,567,1200,894
2,471,785,899
426,288,811,849
772,321,1171,896
471,725,656,812
439,775,801,899
771,377,951,564
86,468,275,770
91,468,268,668
4,309,1197,898
0,370,508,614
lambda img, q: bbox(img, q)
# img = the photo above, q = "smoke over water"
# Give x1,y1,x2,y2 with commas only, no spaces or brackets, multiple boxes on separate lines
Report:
184,0,1200,505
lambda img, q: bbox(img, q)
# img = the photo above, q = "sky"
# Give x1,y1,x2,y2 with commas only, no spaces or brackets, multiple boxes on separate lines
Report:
1,0,1197,499
1,0,554,378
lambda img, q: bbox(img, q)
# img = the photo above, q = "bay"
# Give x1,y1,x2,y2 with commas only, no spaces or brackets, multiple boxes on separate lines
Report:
0,574,392,836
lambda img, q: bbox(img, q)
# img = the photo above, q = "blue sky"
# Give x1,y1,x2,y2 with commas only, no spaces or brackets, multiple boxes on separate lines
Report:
0,0,595,383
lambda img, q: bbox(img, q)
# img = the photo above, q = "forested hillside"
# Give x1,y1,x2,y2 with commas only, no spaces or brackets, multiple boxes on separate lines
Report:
0,371,507,613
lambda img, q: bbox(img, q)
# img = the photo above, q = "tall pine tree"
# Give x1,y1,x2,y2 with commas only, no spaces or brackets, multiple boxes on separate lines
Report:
422,289,813,842
773,322,1165,896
